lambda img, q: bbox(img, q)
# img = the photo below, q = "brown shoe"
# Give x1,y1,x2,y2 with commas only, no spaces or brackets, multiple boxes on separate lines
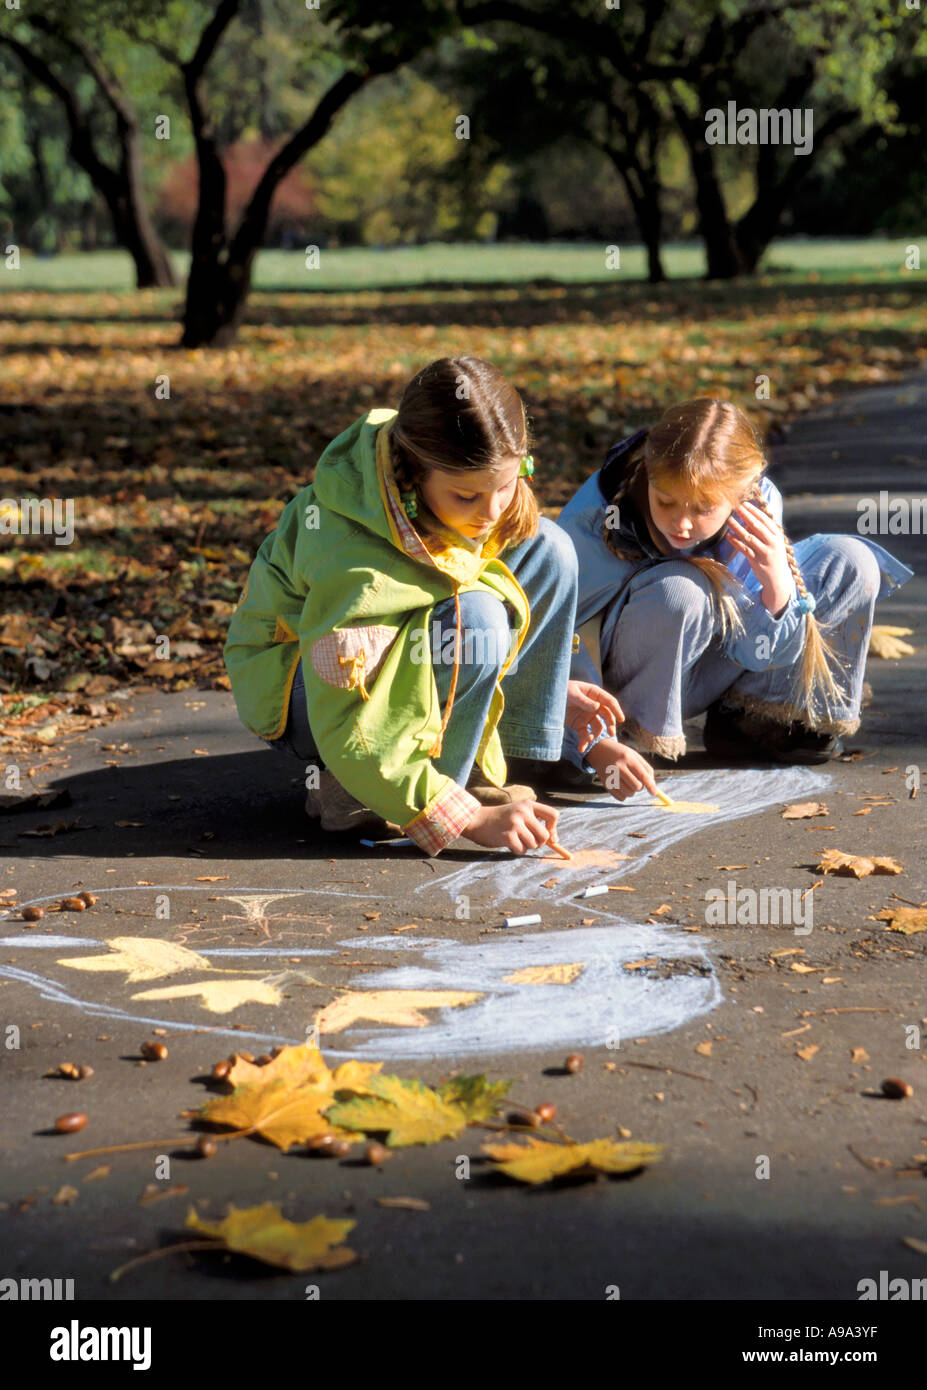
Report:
305,769,400,835
465,770,536,805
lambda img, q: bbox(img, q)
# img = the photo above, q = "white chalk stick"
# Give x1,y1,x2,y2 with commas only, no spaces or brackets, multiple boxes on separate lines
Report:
582,885,609,898
503,913,542,927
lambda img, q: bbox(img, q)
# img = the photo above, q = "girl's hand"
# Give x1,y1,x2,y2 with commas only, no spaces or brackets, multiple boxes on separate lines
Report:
565,680,624,753
464,800,559,854
585,737,658,800
726,500,794,616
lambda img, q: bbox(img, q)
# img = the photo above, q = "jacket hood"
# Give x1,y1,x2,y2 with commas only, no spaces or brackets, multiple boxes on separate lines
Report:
310,408,503,585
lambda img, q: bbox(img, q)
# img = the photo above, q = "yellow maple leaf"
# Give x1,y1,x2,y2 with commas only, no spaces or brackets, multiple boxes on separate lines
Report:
482,1136,664,1184
198,1044,380,1150
185,1203,356,1272
817,849,903,878
503,963,584,985
314,988,482,1034
326,1072,509,1147
58,937,209,983
132,980,281,1013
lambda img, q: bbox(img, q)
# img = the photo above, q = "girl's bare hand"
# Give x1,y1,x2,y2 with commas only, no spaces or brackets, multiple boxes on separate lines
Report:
464,800,560,854
585,737,658,800
726,500,793,615
565,680,624,753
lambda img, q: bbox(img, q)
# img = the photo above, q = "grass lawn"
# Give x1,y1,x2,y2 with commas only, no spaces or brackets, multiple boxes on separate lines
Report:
0,237,920,292
0,242,924,713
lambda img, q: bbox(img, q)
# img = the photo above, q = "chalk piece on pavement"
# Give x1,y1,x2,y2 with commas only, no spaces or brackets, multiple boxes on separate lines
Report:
503,913,542,928
582,885,609,898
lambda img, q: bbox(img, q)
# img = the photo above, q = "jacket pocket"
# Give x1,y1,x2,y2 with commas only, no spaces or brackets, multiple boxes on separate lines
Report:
310,624,398,701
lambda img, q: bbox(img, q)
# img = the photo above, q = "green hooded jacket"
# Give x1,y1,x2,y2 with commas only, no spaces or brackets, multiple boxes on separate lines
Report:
223,408,532,854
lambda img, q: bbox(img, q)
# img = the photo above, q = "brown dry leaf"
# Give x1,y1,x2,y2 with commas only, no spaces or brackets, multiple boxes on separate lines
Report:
504,963,584,985
853,808,872,816
650,904,673,917
790,962,821,974
83,1166,111,1182
51,1185,79,1206
782,802,828,819
195,876,229,882
541,877,560,888
199,1043,383,1150
18,820,81,837
694,1041,713,1057
851,1047,869,1063
363,912,381,921
817,849,903,878
184,1203,356,1272
376,1196,430,1211
623,958,659,971
315,989,482,1034
770,948,805,958
138,1183,189,1206
717,864,748,871
877,906,927,934
796,1045,820,1062
869,626,914,659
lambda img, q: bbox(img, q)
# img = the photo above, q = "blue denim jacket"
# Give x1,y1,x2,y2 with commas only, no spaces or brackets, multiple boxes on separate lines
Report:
558,432,913,686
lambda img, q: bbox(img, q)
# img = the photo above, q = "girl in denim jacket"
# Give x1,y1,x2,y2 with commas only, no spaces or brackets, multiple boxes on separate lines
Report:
556,398,912,773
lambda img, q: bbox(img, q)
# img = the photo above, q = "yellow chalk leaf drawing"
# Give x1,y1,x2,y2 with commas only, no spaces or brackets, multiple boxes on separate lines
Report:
652,799,719,814
539,848,631,868
133,979,282,1013
314,989,482,1034
183,1203,356,1273
198,1044,382,1150
503,963,585,985
869,626,914,659
482,1136,664,1184
58,937,209,983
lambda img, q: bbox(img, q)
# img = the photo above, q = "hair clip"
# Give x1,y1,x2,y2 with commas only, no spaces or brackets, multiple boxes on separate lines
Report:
520,455,534,478
400,490,418,519
797,593,816,614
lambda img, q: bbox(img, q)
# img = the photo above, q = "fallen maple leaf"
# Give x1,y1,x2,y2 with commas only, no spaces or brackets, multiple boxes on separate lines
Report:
314,988,482,1034
326,1071,509,1147
782,801,828,819
482,1136,663,1184
817,849,903,878
51,1185,79,1206
877,906,927,934
185,1203,356,1272
198,1044,381,1150
869,626,915,659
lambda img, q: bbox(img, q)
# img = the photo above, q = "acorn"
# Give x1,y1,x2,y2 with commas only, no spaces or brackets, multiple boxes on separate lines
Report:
77,892,96,907
55,1112,87,1133
195,1136,218,1158
21,906,44,921
255,1054,273,1067
140,1041,168,1061
881,1077,913,1100
565,1053,584,1074
61,897,87,911
364,1141,389,1166
309,1133,336,1153
58,1062,80,1079
211,1060,232,1081
536,1102,557,1123
237,1052,255,1064
76,1065,94,1081
329,1139,352,1158
508,1108,541,1128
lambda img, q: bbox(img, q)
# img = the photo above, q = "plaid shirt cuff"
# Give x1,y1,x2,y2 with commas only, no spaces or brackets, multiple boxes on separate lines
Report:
404,784,482,856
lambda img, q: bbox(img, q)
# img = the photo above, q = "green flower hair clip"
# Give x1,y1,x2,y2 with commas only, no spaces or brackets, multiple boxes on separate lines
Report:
520,455,535,478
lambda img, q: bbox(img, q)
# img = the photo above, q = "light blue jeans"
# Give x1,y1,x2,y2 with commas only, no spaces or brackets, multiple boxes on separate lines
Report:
589,534,882,757
265,517,579,786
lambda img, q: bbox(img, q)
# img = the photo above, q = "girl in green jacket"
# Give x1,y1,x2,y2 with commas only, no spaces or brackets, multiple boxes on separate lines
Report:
224,356,657,856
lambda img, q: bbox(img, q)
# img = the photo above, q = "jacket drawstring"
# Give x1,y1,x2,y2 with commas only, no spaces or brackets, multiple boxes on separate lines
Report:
428,582,461,758
339,649,371,702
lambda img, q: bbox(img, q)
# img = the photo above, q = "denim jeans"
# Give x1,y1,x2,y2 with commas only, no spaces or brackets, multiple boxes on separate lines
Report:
429,517,578,785
265,516,580,784
593,534,885,752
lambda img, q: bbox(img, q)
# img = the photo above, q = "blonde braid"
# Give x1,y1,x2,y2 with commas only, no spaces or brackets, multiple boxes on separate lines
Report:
749,486,847,720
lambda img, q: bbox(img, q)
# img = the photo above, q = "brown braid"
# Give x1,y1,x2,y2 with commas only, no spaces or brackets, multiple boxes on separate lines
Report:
748,484,847,719
601,445,648,559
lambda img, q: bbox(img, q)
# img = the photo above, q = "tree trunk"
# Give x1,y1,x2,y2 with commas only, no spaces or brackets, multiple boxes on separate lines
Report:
673,99,746,280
